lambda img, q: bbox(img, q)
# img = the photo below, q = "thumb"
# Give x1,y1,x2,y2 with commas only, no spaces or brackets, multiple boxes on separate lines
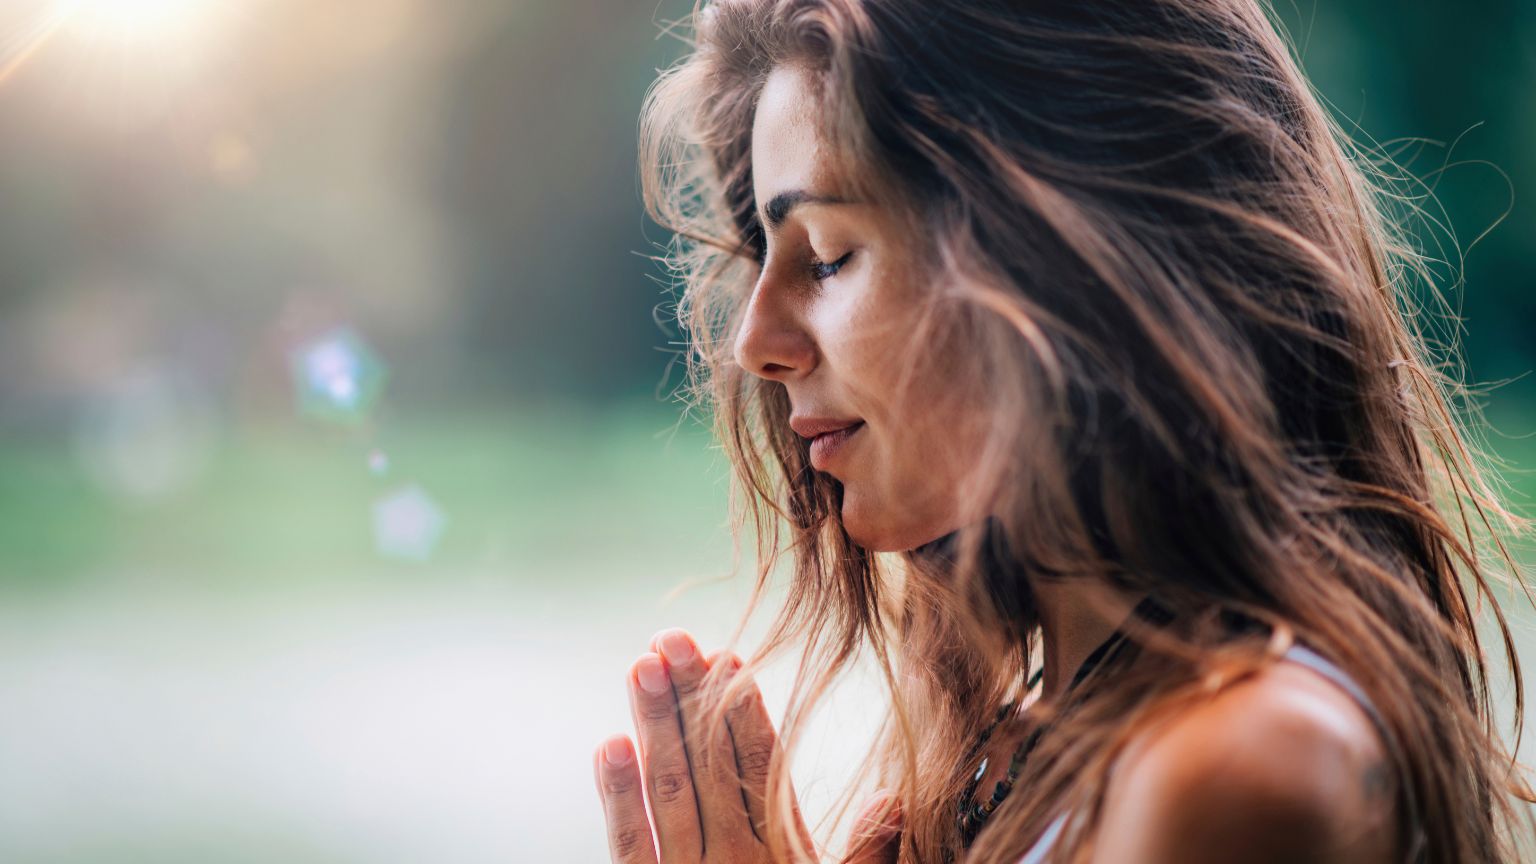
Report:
844,790,903,864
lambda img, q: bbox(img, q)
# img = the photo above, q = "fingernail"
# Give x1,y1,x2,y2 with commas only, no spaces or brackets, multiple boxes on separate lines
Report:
636,654,670,694
602,737,633,768
658,630,696,665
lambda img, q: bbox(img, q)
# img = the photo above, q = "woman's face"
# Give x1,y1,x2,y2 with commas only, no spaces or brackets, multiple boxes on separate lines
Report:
735,64,988,552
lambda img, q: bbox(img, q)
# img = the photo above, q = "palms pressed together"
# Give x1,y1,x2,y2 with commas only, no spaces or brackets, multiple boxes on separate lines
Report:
593,629,901,863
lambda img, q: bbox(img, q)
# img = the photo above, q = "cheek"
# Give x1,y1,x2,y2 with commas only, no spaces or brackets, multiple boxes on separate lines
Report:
812,263,983,549
809,282,915,392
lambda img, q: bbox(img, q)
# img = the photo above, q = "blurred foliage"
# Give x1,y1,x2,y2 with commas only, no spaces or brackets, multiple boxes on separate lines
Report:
0,0,1526,425
1269,0,1536,411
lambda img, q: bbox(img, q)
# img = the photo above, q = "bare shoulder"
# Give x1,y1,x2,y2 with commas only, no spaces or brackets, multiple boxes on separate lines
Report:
1091,658,1398,864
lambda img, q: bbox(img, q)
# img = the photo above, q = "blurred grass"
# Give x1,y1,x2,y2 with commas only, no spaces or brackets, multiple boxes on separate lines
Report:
0,400,736,592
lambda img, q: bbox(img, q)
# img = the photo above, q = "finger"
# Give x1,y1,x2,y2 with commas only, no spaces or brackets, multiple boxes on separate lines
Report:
629,652,703,862
656,631,754,853
845,790,903,864
701,649,760,834
707,650,814,851
594,735,660,864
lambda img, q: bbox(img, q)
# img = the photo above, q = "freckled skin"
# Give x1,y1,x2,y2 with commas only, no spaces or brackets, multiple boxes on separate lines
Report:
735,64,990,553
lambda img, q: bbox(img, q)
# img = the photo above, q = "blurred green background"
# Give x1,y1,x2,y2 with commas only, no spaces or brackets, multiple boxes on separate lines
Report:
0,0,1531,861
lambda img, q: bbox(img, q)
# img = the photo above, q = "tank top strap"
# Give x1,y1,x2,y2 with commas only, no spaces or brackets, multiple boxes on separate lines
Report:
1279,640,1426,862
1278,642,1385,730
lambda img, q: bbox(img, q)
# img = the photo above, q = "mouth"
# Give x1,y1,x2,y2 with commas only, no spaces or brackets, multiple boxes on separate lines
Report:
808,421,865,472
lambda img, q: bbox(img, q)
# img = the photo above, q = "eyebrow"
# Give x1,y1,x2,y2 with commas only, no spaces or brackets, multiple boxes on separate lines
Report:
761,189,849,230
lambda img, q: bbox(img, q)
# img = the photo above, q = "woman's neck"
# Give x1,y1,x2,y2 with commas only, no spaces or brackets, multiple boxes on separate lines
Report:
1029,575,1149,701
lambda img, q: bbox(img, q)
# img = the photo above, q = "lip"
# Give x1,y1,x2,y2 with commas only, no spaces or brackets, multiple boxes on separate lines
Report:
789,415,864,440
806,421,865,472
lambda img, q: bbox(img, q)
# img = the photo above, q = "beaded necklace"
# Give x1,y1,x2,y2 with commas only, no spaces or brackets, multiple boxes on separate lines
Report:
954,593,1171,848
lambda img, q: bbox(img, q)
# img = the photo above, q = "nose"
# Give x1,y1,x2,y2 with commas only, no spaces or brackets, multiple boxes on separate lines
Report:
732,271,817,381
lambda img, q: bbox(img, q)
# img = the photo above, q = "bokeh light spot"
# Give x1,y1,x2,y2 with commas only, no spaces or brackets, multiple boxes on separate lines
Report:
289,327,387,425
372,484,446,562
209,131,256,185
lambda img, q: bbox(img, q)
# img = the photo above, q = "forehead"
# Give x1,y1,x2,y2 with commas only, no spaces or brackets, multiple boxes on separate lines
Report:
751,64,831,199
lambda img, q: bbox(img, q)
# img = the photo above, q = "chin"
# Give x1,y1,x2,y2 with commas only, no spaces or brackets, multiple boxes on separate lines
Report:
840,490,944,553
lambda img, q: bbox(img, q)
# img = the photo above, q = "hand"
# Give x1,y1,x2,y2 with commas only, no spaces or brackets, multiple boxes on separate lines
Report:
592,629,903,863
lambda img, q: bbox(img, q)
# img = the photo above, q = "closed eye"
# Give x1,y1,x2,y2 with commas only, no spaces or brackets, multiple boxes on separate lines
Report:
811,251,854,281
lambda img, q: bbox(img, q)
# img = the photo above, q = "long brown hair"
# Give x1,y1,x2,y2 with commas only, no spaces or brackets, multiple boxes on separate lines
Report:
639,1,1536,861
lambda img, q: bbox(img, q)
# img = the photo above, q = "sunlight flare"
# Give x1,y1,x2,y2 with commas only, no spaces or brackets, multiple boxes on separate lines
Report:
54,0,213,44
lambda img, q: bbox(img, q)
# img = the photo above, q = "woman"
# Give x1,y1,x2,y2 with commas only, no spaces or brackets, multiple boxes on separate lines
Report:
593,1,1536,861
